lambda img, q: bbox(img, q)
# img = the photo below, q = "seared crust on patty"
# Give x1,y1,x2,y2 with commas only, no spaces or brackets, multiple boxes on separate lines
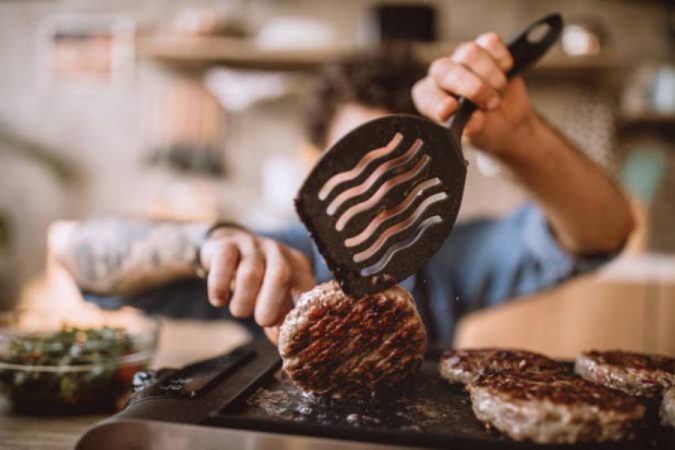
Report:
661,386,675,428
439,348,567,385
575,350,675,397
278,281,427,397
468,370,645,444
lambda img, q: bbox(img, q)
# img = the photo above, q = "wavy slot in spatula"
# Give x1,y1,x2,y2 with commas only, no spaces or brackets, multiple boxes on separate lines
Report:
295,13,563,296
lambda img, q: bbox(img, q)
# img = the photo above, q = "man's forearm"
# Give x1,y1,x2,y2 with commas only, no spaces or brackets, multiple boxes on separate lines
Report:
58,218,209,296
499,114,634,256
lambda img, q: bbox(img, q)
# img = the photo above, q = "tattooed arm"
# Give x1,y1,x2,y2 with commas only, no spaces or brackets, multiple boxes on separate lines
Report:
57,218,315,338
57,219,208,296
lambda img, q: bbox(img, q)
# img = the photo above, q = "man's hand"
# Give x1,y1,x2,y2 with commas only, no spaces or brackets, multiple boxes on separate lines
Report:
200,227,315,331
414,32,634,256
412,33,536,160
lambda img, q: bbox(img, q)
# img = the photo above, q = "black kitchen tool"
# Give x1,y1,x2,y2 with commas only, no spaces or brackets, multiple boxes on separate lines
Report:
295,13,563,297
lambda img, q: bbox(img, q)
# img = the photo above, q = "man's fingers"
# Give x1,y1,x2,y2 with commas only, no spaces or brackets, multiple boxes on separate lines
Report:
254,244,315,327
429,57,500,110
451,41,508,93
476,32,513,74
203,229,316,331
229,236,264,319
263,326,281,345
285,248,316,296
206,243,238,307
254,240,293,327
262,277,296,345
412,77,458,122
418,36,512,120
463,110,486,137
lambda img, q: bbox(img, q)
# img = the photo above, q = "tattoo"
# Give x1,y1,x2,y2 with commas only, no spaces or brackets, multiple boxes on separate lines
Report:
66,218,207,295
73,242,98,283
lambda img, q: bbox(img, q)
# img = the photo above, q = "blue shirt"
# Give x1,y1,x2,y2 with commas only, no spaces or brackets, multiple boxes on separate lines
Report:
84,204,610,344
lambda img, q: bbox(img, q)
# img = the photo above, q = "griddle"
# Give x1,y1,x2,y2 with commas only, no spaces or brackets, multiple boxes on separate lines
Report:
76,340,675,450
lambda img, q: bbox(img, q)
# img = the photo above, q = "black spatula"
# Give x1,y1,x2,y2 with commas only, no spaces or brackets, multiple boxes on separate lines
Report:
295,13,563,297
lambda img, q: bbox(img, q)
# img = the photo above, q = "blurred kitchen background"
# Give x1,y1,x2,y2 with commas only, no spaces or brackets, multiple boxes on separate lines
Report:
0,0,673,356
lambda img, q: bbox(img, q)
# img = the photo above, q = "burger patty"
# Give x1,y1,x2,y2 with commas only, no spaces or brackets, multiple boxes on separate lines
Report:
574,350,675,397
468,370,646,444
278,281,427,397
661,386,675,428
439,348,567,385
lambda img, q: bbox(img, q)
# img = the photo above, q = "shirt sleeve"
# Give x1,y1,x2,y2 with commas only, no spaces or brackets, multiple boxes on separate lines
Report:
84,279,216,318
430,203,615,311
82,279,264,337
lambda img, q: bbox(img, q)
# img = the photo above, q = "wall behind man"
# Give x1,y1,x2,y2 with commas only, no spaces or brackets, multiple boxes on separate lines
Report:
0,0,670,300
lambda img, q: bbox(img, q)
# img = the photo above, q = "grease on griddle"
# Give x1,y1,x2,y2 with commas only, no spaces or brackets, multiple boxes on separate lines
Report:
247,368,458,432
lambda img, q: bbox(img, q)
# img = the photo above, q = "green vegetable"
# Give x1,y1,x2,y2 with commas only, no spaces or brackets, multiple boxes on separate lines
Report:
0,326,147,415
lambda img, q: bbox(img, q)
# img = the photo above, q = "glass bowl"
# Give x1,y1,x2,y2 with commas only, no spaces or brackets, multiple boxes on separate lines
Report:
0,306,158,415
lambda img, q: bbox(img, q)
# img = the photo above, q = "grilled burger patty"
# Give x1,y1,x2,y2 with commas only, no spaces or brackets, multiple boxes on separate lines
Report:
575,350,675,397
661,386,675,428
468,370,646,444
278,281,427,397
439,348,567,385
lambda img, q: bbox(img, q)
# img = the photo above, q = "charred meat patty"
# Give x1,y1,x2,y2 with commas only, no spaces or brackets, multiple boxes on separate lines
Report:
575,350,675,397
661,386,675,428
439,348,568,385
468,370,645,444
278,281,427,398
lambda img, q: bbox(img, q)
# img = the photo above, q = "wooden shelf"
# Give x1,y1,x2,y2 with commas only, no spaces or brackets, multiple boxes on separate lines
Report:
136,35,354,71
136,35,623,76
617,112,675,135
418,42,622,78
619,112,675,125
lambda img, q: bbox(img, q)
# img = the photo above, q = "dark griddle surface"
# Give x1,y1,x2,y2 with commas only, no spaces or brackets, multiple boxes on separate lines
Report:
206,359,675,449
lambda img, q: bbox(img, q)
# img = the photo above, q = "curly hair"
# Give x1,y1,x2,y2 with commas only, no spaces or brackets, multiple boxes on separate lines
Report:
304,45,427,150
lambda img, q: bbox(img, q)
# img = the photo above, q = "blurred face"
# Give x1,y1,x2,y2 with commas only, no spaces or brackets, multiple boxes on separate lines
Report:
326,103,391,148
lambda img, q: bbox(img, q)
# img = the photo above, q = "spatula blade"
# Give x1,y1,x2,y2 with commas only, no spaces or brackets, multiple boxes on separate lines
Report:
295,114,467,296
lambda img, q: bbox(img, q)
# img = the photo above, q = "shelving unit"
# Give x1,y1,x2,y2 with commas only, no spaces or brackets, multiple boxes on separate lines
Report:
136,34,623,76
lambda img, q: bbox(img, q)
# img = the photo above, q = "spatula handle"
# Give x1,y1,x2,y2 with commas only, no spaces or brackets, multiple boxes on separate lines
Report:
448,13,563,138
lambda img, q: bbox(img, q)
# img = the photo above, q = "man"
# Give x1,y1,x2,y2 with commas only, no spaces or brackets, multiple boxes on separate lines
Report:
57,33,634,345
